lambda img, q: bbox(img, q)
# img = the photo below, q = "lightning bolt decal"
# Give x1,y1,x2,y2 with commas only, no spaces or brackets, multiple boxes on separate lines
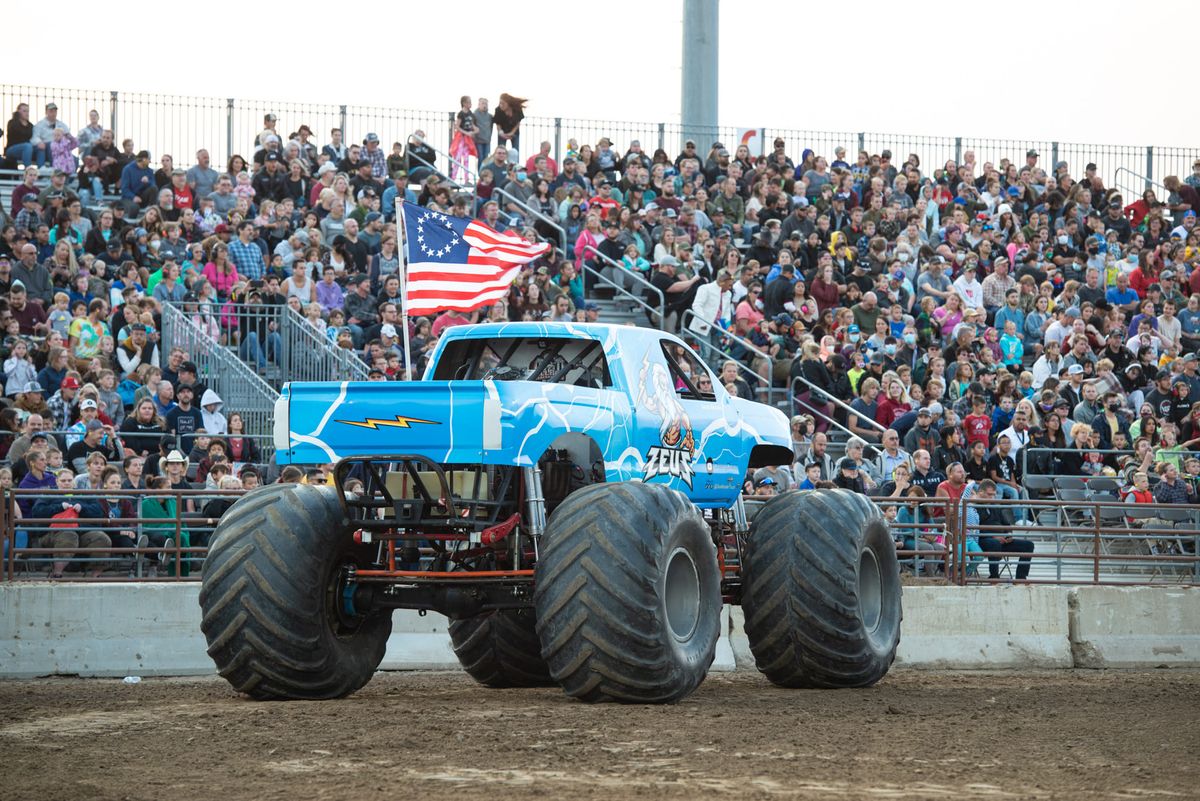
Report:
337,415,440,430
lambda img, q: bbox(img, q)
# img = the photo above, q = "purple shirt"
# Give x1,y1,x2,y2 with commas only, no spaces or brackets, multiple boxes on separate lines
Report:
17,470,57,516
316,280,345,313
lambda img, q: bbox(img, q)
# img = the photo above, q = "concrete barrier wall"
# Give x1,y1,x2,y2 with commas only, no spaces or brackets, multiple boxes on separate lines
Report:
1069,586,1200,669
1,583,1197,679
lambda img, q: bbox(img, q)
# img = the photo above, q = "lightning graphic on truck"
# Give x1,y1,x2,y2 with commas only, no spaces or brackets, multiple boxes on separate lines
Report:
336,415,440,430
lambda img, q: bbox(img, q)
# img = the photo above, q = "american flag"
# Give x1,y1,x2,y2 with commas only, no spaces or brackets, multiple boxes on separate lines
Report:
400,201,549,315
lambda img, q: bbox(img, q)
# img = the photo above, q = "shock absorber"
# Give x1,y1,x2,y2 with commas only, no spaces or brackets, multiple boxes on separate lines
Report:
522,465,547,567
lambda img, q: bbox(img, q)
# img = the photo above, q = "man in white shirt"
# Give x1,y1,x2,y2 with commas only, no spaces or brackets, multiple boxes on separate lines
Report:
688,272,733,352
996,406,1033,460
952,263,984,311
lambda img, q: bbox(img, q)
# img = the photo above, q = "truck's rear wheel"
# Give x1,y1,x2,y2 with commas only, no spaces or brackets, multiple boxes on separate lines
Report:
199,483,392,700
534,482,720,703
741,489,901,688
448,610,554,688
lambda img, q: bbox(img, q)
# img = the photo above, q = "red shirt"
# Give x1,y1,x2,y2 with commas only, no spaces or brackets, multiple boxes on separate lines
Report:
589,195,620,220
963,413,992,448
171,184,194,210
431,311,471,338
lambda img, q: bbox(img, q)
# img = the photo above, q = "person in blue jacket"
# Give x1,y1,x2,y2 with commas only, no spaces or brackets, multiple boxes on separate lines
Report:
119,150,155,212
29,467,109,578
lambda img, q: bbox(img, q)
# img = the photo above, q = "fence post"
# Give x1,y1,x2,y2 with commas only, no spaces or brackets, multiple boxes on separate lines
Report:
553,117,562,165
109,91,119,138
857,132,865,154
338,105,347,140
954,136,962,165
1051,141,1059,172
657,122,666,154
1145,146,1154,189
225,99,234,165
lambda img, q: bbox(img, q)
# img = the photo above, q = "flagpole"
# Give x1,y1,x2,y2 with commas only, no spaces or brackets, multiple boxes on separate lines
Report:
396,198,415,382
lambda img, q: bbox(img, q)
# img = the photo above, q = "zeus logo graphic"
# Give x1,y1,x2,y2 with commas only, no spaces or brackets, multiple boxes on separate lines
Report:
644,446,695,489
638,355,697,489
336,415,439,430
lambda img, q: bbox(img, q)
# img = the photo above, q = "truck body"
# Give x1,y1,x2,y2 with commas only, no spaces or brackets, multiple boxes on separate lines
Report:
273,322,792,509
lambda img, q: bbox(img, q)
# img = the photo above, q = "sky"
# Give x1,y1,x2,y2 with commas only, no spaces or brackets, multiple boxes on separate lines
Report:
4,0,1197,148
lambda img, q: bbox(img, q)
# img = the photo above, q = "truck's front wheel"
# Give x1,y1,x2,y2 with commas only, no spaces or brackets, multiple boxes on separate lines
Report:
534,482,721,703
199,483,392,700
741,489,901,688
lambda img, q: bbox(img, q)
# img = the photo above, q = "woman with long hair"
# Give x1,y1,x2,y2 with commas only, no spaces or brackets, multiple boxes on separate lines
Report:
493,93,527,155
226,411,261,464
792,341,834,433
202,242,240,301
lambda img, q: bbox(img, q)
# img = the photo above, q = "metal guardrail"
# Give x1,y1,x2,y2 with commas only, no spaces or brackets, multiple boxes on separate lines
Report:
581,245,665,327
412,132,476,186
5,84,1194,197
788,370,887,437
1113,167,1168,202
679,308,790,408
280,306,370,383
2,487,245,581
493,187,566,253
160,302,279,441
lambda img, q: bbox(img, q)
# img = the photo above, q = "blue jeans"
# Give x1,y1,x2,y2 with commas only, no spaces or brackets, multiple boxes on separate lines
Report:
78,176,103,206
475,139,490,167
4,142,33,167
33,141,48,168
995,483,1027,522
240,330,282,369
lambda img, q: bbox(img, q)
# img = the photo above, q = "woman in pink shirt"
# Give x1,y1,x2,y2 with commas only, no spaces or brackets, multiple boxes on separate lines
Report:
203,243,241,301
573,214,601,274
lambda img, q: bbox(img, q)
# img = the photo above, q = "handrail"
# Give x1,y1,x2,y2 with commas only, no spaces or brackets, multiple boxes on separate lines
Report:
680,308,792,408
581,244,665,327
678,313,768,389
414,133,477,186
788,369,888,434
493,187,567,253
1113,167,1167,198
160,302,280,441
280,306,370,382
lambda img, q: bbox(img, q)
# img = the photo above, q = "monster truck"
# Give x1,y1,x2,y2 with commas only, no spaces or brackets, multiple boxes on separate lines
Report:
198,322,901,702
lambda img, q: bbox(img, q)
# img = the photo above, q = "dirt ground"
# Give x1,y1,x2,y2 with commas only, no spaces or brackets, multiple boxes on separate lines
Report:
0,670,1196,801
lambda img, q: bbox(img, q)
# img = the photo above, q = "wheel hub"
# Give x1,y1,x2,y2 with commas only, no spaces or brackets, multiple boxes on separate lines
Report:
859,548,883,633
664,547,701,641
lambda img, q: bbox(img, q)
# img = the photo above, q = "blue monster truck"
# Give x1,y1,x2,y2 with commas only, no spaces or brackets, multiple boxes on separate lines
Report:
199,322,901,702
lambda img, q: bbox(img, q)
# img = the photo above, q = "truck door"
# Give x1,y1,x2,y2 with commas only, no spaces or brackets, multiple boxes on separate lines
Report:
634,339,740,505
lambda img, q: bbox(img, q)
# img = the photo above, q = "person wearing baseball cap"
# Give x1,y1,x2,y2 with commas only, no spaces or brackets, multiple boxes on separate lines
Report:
166,383,203,453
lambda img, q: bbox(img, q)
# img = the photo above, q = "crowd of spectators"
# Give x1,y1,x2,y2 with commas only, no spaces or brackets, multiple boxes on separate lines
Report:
2,94,1200,578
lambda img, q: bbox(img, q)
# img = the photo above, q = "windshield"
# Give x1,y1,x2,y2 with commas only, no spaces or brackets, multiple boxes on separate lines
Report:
432,336,612,388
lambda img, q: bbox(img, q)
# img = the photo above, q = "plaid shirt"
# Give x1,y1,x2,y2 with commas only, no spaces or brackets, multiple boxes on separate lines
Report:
365,145,387,179
228,238,266,280
46,389,75,430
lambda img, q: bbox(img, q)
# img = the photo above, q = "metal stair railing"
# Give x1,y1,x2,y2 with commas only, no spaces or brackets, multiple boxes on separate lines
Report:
160,302,279,444
581,245,665,328
1113,167,1167,200
280,306,370,383
788,372,885,442
412,133,477,186
493,187,567,254
679,309,789,407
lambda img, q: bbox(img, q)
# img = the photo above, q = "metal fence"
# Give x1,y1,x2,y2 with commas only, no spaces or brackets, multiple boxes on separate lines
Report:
3,84,1194,195
279,306,370,384
159,302,279,441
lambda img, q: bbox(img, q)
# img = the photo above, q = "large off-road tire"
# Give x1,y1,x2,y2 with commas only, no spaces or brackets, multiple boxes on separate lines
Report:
741,488,901,688
533,482,721,703
448,609,555,688
199,482,392,700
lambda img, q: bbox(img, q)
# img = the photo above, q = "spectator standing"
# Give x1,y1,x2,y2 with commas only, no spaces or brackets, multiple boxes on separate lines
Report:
493,94,527,157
